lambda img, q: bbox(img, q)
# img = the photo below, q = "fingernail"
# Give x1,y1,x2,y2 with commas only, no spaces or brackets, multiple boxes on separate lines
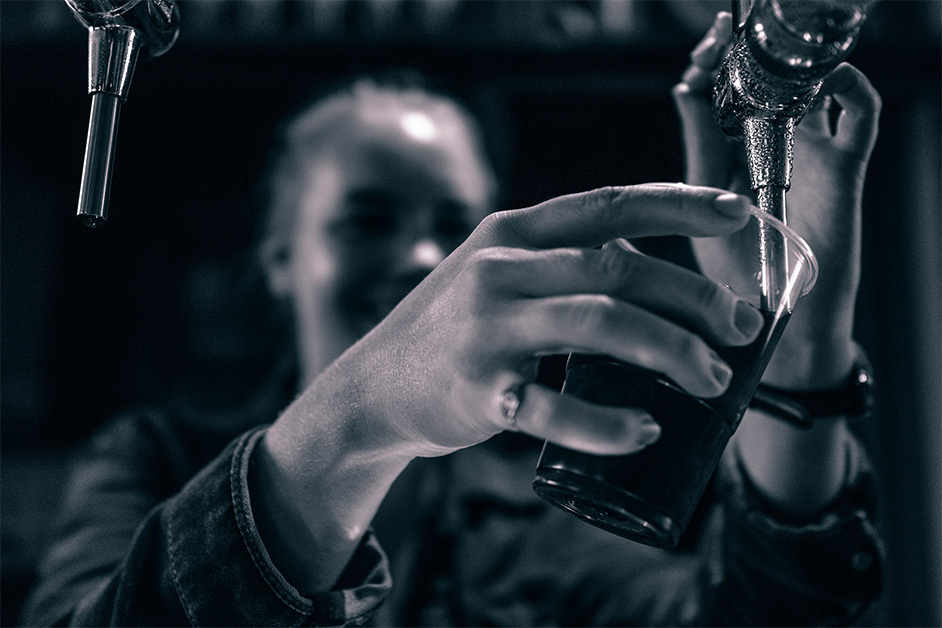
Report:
822,63,855,94
713,193,751,218
680,66,696,85
680,66,708,91
710,354,733,389
808,93,833,113
714,12,734,37
638,415,661,448
734,300,764,339
690,13,733,65
690,35,719,66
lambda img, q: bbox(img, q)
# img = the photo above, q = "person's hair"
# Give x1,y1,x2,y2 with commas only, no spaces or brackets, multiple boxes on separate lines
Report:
256,70,499,275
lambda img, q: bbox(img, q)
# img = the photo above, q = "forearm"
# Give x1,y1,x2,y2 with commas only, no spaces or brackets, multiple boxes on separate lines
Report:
738,324,858,517
27,426,393,626
250,364,415,594
711,434,883,626
733,410,850,518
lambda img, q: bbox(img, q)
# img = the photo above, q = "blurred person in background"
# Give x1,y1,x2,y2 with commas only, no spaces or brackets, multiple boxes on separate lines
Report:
22,12,884,626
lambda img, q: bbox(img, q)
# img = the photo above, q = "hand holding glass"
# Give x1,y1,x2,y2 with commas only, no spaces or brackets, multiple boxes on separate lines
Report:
532,206,817,548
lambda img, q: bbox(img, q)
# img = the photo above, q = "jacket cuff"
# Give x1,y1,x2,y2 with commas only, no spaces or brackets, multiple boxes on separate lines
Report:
165,426,391,626
717,437,884,622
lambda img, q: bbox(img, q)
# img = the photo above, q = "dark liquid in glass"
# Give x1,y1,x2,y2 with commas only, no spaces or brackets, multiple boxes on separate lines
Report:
533,309,790,548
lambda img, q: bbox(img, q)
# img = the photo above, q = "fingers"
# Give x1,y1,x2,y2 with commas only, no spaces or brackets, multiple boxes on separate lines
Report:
508,384,662,456
680,11,734,92
672,82,734,187
819,63,882,156
797,93,835,136
800,64,881,142
672,11,741,188
476,244,763,349
509,294,734,398
492,185,752,249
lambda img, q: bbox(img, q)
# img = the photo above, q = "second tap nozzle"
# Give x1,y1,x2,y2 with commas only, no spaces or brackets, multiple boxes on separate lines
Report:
76,25,142,226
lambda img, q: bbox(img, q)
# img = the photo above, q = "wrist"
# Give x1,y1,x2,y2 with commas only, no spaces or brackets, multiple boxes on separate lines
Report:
753,344,875,429
255,368,415,593
762,334,857,389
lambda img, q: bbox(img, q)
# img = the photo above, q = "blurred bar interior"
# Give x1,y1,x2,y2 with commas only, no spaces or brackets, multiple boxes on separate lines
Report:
1,1,939,625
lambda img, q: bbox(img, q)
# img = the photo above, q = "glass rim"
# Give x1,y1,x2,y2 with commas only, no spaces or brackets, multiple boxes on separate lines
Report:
747,204,819,296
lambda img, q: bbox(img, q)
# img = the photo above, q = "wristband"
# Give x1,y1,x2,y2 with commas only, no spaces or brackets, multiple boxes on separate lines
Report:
750,346,875,430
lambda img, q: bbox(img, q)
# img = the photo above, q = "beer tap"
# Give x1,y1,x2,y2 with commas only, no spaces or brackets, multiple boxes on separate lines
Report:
66,0,180,227
712,0,876,309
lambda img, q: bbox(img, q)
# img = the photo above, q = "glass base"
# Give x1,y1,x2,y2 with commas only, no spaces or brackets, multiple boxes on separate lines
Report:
533,466,681,549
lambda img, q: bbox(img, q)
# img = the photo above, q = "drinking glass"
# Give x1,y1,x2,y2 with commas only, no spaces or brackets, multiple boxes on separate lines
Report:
532,205,817,548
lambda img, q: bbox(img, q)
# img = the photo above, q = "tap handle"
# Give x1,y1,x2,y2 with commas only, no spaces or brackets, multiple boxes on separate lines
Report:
66,0,179,59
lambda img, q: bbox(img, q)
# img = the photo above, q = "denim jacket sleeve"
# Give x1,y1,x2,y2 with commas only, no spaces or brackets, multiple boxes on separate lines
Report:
435,433,883,626
707,436,885,626
22,423,391,627
24,409,883,627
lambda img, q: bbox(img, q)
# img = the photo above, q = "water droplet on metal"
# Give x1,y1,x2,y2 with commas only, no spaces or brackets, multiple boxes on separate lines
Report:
79,214,105,228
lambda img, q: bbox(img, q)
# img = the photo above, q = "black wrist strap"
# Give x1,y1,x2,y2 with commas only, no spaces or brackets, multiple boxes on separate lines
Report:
749,346,875,430
750,387,816,429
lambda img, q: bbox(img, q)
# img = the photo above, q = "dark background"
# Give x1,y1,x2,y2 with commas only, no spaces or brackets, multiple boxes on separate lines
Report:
2,1,939,625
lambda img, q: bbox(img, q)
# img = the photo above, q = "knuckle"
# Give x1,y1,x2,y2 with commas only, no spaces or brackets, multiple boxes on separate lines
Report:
579,186,625,221
589,246,641,289
478,211,507,230
462,249,516,316
467,246,515,281
671,81,691,104
675,330,708,363
455,308,503,363
569,294,620,332
870,89,883,115
691,277,725,312
473,210,516,242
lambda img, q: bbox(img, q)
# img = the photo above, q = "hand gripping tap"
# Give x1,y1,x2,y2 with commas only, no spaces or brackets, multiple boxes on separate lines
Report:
711,0,875,310
65,0,180,227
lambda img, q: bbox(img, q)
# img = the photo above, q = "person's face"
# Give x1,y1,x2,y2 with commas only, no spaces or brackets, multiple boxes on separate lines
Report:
283,105,494,381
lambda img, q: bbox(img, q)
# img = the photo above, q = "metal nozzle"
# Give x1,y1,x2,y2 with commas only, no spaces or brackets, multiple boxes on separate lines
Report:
66,0,179,226
77,25,142,226
78,93,120,227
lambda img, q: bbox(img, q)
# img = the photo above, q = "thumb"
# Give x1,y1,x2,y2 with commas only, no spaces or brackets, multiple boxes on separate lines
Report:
671,82,732,187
